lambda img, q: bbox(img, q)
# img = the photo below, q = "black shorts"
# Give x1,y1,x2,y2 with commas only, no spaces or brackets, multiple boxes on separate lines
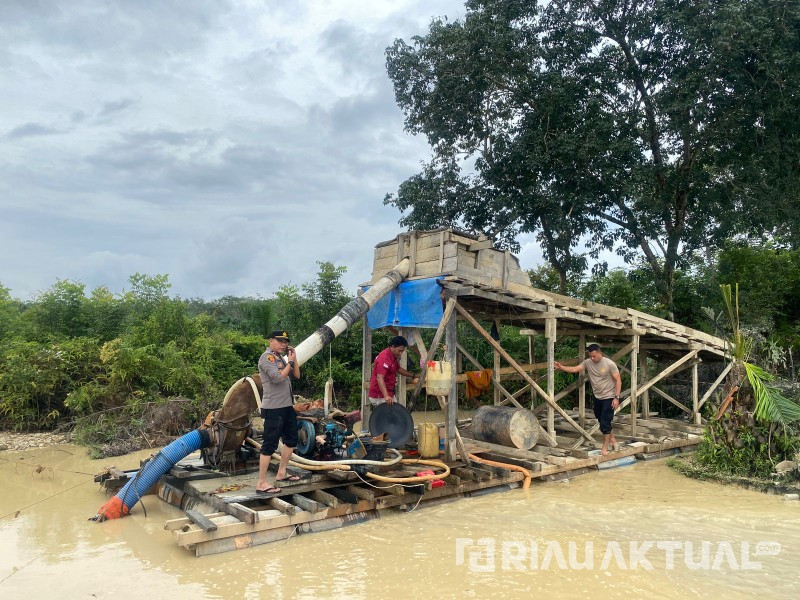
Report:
260,406,299,455
593,398,615,434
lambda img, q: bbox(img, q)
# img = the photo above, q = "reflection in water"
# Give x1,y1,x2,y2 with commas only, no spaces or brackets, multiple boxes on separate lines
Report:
1,418,799,599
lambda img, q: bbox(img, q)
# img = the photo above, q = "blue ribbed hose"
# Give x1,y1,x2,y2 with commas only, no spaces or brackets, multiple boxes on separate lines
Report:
116,429,209,514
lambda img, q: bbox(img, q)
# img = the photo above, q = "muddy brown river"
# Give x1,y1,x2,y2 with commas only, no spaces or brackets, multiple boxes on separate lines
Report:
1,432,799,599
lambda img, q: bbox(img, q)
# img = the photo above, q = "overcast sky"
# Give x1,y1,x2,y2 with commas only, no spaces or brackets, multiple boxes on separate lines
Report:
1,0,552,301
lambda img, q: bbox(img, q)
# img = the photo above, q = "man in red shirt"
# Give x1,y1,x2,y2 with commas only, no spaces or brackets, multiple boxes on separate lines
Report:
368,336,417,406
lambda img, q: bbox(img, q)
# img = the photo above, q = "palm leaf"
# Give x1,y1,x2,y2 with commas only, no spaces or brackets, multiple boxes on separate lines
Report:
744,361,800,423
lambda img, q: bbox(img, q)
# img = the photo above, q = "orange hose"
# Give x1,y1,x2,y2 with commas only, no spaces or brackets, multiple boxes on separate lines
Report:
467,453,532,489
94,496,130,521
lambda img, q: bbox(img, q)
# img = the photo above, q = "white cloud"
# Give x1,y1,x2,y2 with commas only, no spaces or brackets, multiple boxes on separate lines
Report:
0,0,472,301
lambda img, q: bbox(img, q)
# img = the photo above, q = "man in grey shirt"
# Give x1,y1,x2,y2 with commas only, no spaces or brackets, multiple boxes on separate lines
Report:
256,330,301,494
555,344,622,455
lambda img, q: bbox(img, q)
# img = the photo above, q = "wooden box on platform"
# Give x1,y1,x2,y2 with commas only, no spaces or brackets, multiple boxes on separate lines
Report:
368,228,532,292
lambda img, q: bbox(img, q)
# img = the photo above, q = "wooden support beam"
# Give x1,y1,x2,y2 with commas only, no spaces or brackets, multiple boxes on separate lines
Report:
630,315,639,438
618,363,693,415
410,297,456,403
578,334,586,428
511,310,626,329
268,497,297,516
692,360,700,425
185,509,218,532
640,347,650,418
311,489,341,508
698,362,733,410
290,494,326,514
528,334,537,408
644,382,693,415
408,232,417,277
493,338,501,406
445,304,459,463
228,503,258,524
454,300,597,443
346,485,378,502
463,438,567,465
397,326,408,407
361,313,372,428
326,487,360,504
432,394,472,463
636,350,699,396
546,315,556,440
438,230,445,272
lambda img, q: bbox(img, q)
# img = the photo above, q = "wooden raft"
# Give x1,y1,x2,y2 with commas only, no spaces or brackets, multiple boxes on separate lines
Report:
163,462,524,556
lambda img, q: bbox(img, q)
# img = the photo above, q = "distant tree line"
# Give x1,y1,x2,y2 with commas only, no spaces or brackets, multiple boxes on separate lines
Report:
1,243,798,447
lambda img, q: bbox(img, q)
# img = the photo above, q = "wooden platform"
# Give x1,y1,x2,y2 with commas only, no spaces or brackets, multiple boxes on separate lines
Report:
161,460,525,556
148,412,699,556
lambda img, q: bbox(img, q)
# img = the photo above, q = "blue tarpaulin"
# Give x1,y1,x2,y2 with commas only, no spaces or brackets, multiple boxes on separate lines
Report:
364,278,444,329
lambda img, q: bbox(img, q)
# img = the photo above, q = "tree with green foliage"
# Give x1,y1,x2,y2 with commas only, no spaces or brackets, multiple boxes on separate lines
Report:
385,0,800,310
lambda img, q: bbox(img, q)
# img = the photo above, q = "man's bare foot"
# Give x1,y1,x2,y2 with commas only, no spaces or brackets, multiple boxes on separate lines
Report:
601,447,609,456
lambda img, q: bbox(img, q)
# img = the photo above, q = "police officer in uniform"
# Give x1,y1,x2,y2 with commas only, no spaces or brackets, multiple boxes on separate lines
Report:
256,330,301,493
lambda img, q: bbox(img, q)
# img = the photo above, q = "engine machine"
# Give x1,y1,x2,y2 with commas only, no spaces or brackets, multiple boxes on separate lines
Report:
295,410,362,460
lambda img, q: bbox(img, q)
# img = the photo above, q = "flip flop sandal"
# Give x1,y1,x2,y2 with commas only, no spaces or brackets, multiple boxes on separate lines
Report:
275,475,302,483
256,486,281,494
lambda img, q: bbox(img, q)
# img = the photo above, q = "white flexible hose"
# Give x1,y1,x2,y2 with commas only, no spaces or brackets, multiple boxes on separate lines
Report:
244,437,403,467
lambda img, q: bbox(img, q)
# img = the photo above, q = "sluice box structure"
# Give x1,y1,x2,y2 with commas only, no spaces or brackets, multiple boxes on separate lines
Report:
96,229,728,556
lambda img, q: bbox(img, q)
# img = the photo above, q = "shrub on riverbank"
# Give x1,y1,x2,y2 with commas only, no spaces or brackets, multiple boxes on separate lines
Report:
669,453,800,495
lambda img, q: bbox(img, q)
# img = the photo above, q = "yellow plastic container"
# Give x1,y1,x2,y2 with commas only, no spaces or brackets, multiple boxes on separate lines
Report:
426,360,452,396
417,422,440,458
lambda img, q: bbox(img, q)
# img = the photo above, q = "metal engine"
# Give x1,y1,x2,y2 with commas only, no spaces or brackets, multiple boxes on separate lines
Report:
296,410,361,460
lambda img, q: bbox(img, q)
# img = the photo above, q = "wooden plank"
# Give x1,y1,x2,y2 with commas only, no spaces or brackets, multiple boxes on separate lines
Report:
398,326,408,407
692,362,700,425
290,494,326,514
636,350,699,396
467,465,494,480
408,232,417,277
361,313,372,427
229,503,258,524
443,474,462,486
311,489,341,508
630,315,639,437
480,452,542,472
175,500,375,548
468,239,494,251
327,487,360,504
164,512,227,531
463,438,568,465
648,383,693,415
640,346,650,418
643,438,702,453
546,316,556,439
185,509,219,532
345,485,379,502
379,483,407,496
445,306,458,463
268,497,297,516
578,334,586,428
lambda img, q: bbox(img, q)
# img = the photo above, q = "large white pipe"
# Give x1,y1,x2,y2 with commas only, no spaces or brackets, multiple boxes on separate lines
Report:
294,258,410,365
